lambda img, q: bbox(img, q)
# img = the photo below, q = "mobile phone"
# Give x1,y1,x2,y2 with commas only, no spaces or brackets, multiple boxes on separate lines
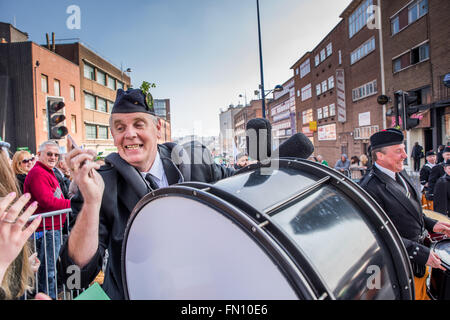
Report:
67,134,78,151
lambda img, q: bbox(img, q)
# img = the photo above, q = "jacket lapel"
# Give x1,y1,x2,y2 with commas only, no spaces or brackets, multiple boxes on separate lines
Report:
158,145,184,185
374,166,423,226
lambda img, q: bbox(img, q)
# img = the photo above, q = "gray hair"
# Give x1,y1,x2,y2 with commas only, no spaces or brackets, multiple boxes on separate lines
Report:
38,140,59,152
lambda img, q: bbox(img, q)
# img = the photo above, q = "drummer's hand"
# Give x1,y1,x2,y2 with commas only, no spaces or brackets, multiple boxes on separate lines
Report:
433,222,450,237
426,251,446,271
66,148,104,205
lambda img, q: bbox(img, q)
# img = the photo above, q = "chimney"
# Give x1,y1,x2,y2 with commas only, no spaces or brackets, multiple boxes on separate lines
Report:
46,33,50,50
52,32,55,52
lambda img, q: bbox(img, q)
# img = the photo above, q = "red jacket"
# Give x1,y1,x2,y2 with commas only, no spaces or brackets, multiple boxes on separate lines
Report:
24,161,71,231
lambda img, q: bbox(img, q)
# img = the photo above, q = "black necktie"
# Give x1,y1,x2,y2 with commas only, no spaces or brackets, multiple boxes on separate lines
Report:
145,173,159,191
395,173,410,198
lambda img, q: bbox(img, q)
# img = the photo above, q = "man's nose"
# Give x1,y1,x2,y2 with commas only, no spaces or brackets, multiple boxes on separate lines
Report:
124,127,137,138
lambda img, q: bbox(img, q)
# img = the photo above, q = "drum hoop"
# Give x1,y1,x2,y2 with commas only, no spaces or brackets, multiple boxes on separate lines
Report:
216,158,415,300
432,239,450,271
121,185,317,300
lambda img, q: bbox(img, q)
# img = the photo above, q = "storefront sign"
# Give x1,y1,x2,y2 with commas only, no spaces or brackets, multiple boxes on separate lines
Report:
358,112,371,127
309,121,317,132
318,123,337,141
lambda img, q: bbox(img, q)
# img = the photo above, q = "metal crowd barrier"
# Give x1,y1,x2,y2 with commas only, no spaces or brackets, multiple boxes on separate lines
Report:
25,208,81,300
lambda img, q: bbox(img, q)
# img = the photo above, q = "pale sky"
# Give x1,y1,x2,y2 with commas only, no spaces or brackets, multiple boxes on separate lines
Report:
0,0,351,138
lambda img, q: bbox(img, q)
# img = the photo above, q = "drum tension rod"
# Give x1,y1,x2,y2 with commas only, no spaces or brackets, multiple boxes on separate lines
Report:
258,221,269,228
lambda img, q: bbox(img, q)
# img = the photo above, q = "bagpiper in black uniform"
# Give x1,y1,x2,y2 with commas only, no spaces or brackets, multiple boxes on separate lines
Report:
359,129,450,299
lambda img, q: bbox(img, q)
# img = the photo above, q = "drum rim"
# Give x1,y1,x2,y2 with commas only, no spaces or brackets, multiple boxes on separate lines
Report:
432,239,450,270
121,185,317,300
210,158,415,299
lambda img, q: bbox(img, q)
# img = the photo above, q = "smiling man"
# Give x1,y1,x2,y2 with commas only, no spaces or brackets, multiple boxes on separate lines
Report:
359,129,450,300
58,88,234,299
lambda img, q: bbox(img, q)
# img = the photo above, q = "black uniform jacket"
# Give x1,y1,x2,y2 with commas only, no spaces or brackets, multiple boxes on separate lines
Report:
359,165,437,271
427,163,445,199
58,143,234,300
433,175,450,217
419,163,433,186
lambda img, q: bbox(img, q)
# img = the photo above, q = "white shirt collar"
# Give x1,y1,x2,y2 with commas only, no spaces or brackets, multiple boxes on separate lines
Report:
374,162,396,181
140,151,164,181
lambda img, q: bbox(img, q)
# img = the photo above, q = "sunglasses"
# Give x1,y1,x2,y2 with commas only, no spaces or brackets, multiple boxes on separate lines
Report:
21,157,35,164
46,152,60,158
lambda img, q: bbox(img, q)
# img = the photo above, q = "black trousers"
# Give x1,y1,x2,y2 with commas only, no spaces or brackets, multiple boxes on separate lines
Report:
413,158,421,171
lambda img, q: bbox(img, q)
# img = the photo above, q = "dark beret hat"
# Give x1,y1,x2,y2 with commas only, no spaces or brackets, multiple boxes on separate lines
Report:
369,128,404,150
444,159,450,166
111,88,155,115
426,151,436,157
444,146,450,154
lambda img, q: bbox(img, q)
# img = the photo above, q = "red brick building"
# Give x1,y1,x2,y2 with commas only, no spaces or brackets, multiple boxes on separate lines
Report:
233,100,263,155
0,24,82,153
54,42,131,155
381,0,450,159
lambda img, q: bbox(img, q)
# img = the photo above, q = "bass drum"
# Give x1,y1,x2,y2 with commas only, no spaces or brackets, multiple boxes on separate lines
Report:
122,159,414,300
428,239,450,300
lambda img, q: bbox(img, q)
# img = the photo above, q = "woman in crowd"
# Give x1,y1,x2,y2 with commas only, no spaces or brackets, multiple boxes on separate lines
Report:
12,151,34,193
433,159,450,217
0,146,42,299
349,156,362,182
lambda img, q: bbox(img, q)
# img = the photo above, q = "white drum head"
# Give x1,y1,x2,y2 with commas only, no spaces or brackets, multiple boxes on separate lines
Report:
123,195,298,299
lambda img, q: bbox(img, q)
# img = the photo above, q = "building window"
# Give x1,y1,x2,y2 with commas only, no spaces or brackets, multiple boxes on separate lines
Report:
408,0,428,24
321,80,328,93
301,84,312,101
302,108,313,124
98,126,108,139
320,49,326,62
107,76,116,90
349,0,373,38
84,63,95,80
411,43,429,64
315,54,320,67
86,124,97,139
300,59,310,78
297,89,300,97
117,81,124,90
85,93,96,110
391,16,400,35
322,106,329,118
70,85,76,101
328,76,335,89
316,84,321,96
97,97,107,113
317,108,323,120
295,68,299,75
350,37,376,65
352,80,378,101
339,50,342,65
329,103,336,117
326,43,332,57
41,74,48,93
97,70,106,86
107,100,114,113
71,115,77,133
54,79,60,96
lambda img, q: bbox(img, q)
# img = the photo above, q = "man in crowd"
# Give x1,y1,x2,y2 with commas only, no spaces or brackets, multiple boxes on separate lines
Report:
54,154,71,199
316,155,328,166
58,88,234,299
334,153,350,174
24,141,71,299
411,142,424,172
427,146,450,200
359,129,450,299
420,151,436,194
437,145,445,164
234,153,249,170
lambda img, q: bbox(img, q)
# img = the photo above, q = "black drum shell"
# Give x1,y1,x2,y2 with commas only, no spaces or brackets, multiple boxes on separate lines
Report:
428,239,450,300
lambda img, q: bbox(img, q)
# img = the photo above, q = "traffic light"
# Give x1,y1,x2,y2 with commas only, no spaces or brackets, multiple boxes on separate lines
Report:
402,91,420,130
47,97,68,139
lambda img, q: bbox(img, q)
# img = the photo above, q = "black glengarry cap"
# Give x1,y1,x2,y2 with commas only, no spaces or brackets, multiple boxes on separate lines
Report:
111,89,155,115
369,128,404,150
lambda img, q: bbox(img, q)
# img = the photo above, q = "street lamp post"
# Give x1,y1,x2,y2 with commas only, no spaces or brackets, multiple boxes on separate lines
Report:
256,0,266,118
